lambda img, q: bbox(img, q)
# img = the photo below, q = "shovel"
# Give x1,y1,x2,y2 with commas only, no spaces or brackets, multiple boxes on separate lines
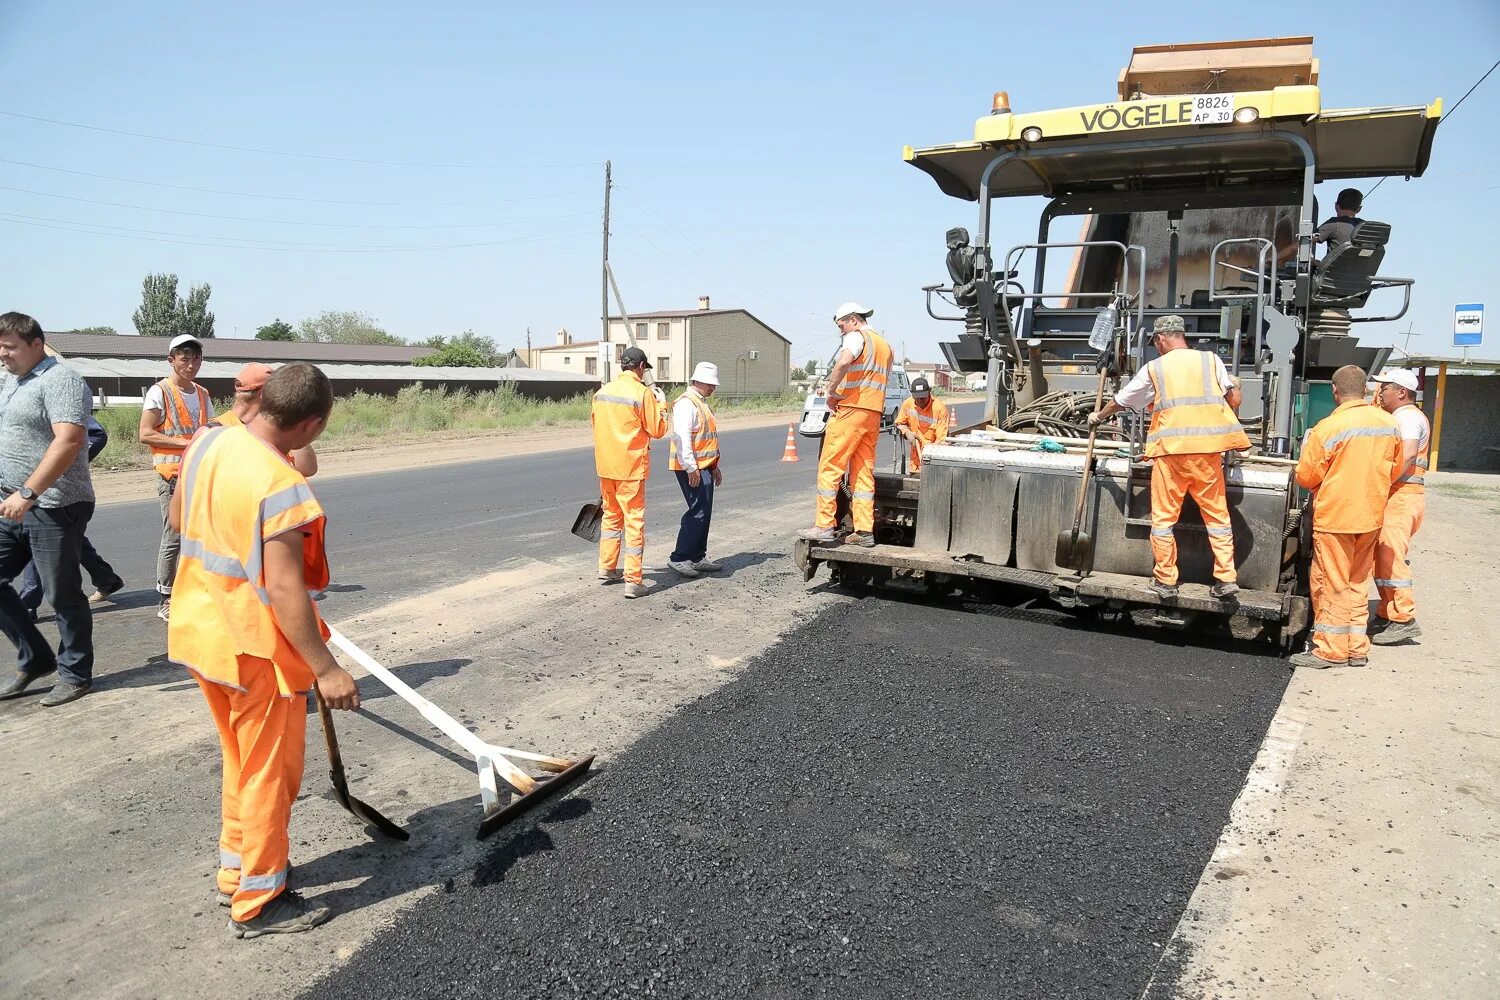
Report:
570,498,603,543
313,689,410,841
1055,367,1110,573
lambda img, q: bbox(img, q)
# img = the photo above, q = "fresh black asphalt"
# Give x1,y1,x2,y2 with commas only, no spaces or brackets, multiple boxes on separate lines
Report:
307,591,1287,1000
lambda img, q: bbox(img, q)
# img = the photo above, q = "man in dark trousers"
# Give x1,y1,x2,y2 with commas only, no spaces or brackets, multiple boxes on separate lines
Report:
0,313,98,707
667,362,724,578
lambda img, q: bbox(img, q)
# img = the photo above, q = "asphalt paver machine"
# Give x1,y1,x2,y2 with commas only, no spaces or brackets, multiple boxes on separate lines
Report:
795,37,1442,647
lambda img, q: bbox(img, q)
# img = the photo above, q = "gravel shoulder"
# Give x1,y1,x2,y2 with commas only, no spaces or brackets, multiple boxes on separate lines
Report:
1152,470,1500,999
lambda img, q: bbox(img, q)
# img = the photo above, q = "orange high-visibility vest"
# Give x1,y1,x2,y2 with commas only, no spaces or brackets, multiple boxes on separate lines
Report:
1295,399,1402,534
150,378,211,480
895,396,949,445
839,329,893,414
591,370,668,481
1142,349,1250,458
1390,403,1430,495
669,390,720,472
167,425,331,697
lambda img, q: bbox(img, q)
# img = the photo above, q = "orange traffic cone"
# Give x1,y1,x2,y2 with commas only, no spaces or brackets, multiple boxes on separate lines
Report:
948,406,958,432
780,423,800,463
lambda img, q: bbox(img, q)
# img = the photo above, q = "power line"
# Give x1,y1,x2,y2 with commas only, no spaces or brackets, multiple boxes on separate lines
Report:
0,213,594,253
1368,56,1500,199
0,183,597,230
0,109,599,170
0,156,576,206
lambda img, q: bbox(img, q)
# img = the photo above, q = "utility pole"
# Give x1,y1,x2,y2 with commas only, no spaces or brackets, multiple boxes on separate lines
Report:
525,326,532,366
601,160,612,381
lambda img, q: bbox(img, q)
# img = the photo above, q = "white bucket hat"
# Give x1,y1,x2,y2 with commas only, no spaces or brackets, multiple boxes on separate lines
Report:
690,361,720,386
833,301,874,321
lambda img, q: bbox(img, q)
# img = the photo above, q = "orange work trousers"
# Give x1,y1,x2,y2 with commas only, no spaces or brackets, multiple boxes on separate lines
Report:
1310,529,1377,663
1375,489,1424,624
816,406,881,533
599,477,647,584
1149,453,1236,585
194,659,307,923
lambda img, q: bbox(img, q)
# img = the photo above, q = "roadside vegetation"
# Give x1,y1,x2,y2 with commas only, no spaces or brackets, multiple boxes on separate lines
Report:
92,385,805,472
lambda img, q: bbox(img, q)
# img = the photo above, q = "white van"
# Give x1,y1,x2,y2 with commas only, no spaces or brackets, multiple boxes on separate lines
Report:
798,364,912,438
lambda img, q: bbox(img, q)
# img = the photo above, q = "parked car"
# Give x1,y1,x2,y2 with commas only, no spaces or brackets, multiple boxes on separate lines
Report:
798,364,912,438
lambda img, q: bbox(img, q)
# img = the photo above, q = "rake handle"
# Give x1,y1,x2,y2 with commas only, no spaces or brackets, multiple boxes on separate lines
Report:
1069,368,1110,538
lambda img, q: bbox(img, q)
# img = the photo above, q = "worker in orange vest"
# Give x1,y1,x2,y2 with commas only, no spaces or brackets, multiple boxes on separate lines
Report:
1291,364,1403,669
1090,315,1249,599
200,363,318,477
168,363,358,938
893,377,949,473
668,362,724,578
1369,368,1428,646
798,302,892,547
139,334,214,622
592,346,668,598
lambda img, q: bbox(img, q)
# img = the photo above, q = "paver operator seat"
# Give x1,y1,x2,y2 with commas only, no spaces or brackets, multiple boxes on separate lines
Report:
1310,220,1392,310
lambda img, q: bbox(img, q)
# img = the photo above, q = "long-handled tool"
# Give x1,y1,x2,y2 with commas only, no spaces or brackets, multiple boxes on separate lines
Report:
327,627,594,840
313,689,410,841
1055,366,1110,572
570,497,603,543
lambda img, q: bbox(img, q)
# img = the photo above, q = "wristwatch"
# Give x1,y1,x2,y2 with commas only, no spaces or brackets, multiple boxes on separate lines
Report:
17,487,36,501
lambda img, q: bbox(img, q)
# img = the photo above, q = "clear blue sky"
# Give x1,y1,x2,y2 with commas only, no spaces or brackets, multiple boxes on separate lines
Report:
1,1,1497,366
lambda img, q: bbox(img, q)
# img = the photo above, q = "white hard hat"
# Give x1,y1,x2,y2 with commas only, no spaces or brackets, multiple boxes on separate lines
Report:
1371,368,1419,393
833,301,874,321
691,362,720,386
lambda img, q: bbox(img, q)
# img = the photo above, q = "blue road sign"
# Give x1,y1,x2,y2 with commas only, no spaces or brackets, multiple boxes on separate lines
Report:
1454,303,1483,347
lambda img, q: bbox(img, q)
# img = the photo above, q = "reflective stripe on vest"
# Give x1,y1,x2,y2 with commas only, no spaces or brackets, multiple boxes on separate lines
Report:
168,425,330,697
1392,404,1431,491
151,379,210,480
669,391,720,472
840,329,892,413
1143,350,1250,458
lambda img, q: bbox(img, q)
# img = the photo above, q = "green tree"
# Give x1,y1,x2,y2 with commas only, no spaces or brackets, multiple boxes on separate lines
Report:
255,318,297,341
61,326,119,336
417,330,499,367
298,310,404,346
131,273,215,338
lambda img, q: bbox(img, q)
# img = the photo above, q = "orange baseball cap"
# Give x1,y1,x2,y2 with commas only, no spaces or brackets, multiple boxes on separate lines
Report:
235,363,275,392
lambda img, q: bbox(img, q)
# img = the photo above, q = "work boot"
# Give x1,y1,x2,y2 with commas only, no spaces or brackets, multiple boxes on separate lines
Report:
227,890,330,939
623,581,655,600
1347,657,1368,667
1371,619,1421,646
1288,650,1346,669
797,526,839,543
843,532,876,548
668,560,700,577
89,576,125,604
692,559,723,573
1209,581,1240,600
0,666,54,701
1149,580,1179,599
38,681,90,707
597,569,623,584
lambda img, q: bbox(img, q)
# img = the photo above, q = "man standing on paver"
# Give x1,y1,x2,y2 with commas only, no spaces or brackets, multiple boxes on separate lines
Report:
0,313,98,707
798,302,892,548
1369,368,1428,646
139,334,213,622
1089,314,1249,600
168,363,360,938
667,362,724,578
592,346,667,599
1291,364,1402,669
893,377,948,473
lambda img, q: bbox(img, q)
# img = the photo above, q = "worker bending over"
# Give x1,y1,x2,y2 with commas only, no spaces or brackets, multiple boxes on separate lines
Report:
1369,368,1428,646
799,302,892,547
139,334,214,622
168,363,360,937
668,362,724,578
1291,364,1402,669
1090,315,1248,599
894,377,948,473
204,363,318,477
592,346,667,598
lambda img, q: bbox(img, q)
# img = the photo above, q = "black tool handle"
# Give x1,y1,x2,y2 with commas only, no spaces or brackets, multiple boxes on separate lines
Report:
1070,368,1109,536
314,688,344,774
